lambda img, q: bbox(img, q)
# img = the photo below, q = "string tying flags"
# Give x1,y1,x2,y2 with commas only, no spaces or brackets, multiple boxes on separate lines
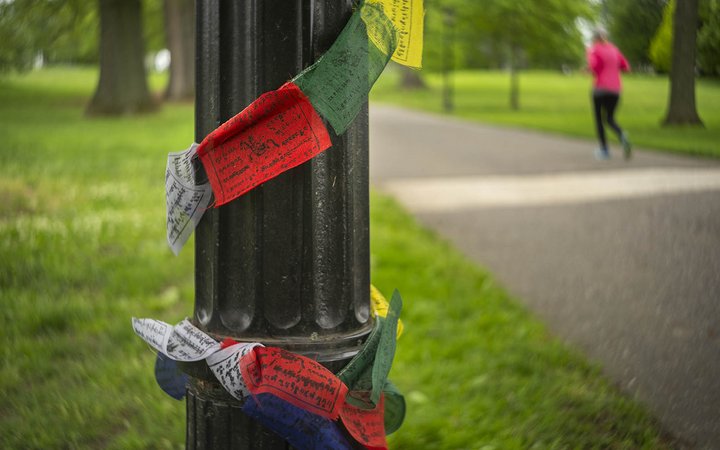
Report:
132,286,405,450
164,0,424,254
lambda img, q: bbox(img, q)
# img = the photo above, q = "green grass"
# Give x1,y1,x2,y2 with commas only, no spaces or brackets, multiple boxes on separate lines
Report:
371,68,720,158
1,67,673,449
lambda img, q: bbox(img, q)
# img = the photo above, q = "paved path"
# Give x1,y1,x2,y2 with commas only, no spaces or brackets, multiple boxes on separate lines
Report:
369,105,720,449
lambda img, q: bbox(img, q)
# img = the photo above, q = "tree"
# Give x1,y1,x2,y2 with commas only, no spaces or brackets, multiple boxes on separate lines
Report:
466,0,592,110
163,0,195,100
422,0,590,74
87,0,157,115
663,0,703,126
698,0,720,76
399,66,427,89
606,0,666,68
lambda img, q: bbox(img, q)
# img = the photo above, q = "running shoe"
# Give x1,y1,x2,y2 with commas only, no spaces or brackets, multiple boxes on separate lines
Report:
621,133,632,160
595,148,610,160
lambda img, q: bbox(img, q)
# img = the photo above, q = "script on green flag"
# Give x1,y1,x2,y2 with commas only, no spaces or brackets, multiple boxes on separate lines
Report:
294,1,397,134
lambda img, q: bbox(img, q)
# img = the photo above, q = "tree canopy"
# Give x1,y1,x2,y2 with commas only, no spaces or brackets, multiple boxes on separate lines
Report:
0,0,164,73
698,0,720,76
0,0,97,72
606,0,666,68
423,0,593,72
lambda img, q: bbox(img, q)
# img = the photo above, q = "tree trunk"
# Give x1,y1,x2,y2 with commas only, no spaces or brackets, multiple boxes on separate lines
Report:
509,44,520,111
87,0,156,115
399,65,426,89
164,0,195,101
663,0,703,126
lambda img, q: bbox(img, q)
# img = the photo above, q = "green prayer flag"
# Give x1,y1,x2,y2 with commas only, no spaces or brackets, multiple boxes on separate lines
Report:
383,379,406,435
371,289,401,404
338,289,402,401
294,1,397,134
338,316,381,394
338,290,404,434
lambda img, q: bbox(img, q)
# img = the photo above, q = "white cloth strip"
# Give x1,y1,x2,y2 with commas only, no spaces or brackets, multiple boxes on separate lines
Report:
166,143,213,255
206,342,264,401
132,318,220,362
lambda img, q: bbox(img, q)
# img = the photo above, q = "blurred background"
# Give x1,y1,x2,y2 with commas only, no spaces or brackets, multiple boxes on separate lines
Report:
0,0,718,449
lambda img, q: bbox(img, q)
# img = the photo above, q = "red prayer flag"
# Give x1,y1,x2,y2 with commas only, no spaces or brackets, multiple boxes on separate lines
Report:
196,82,332,206
240,346,348,420
340,394,387,450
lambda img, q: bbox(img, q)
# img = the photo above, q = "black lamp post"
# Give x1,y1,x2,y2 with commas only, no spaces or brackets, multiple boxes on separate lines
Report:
187,1,372,448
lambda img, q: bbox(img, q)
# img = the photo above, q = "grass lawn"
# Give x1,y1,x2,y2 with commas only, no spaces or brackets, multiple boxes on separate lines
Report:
1,67,674,449
371,68,720,158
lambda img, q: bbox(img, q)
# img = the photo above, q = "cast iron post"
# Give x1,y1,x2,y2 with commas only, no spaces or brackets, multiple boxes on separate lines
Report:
187,0,372,448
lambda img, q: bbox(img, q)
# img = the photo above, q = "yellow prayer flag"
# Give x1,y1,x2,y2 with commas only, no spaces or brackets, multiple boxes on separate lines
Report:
372,0,424,68
370,284,405,337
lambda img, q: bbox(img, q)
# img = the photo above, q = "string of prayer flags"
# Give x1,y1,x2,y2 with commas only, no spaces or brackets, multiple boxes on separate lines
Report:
143,0,417,442
244,393,355,450
133,287,407,448
131,318,220,361
240,346,349,420
371,0,424,68
165,143,212,255
161,0,422,248
196,82,331,207
293,1,397,134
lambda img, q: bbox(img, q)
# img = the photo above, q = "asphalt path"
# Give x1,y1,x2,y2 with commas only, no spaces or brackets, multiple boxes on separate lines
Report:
369,105,720,449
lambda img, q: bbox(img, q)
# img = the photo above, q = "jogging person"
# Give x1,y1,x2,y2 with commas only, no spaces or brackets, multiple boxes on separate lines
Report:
587,27,632,160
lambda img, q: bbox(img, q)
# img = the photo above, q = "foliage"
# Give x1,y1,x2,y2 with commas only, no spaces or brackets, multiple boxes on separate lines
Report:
144,0,166,56
699,0,720,76
606,0,666,68
649,0,675,73
371,68,720,158
649,0,720,77
0,0,166,74
422,0,594,72
0,0,98,72
0,67,677,449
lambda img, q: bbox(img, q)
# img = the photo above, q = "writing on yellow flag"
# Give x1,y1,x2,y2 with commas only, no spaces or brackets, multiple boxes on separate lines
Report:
369,0,424,68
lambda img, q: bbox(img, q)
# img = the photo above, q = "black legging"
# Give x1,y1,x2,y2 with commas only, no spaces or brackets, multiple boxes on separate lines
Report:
592,91,624,150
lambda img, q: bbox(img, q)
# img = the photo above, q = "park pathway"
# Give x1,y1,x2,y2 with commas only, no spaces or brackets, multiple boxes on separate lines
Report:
369,105,720,449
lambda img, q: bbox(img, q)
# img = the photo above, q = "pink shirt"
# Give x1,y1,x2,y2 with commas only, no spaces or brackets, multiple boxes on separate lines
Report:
587,42,630,93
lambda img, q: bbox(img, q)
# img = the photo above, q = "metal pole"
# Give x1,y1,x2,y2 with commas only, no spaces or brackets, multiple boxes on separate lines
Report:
187,1,372,448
